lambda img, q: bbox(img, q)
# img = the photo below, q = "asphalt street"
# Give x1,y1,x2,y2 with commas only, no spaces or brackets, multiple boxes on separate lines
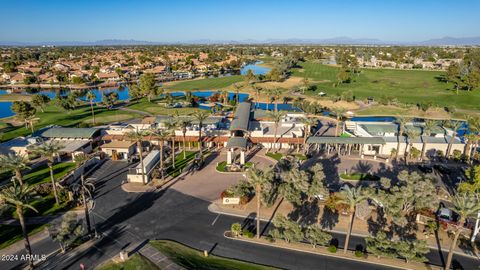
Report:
1,160,478,270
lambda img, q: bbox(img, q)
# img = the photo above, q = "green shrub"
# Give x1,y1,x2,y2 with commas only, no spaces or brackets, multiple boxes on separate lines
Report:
328,245,337,253
231,223,241,236
242,230,254,238
355,250,364,257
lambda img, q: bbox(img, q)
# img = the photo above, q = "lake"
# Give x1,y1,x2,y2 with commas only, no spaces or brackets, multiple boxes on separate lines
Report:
240,61,271,75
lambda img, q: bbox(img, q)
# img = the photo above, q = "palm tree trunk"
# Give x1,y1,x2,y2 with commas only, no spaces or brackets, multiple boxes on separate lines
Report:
160,143,164,180
445,228,461,270
198,127,203,156
49,164,60,205
15,169,24,186
256,184,261,239
421,141,427,160
81,191,92,235
171,137,176,169
183,133,186,159
344,212,355,254
303,127,310,154
138,141,146,184
90,101,95,124
273,125,278,152
17,207,34,269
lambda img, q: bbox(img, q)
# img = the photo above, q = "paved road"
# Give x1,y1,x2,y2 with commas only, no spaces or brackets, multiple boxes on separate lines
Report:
2,159,478,270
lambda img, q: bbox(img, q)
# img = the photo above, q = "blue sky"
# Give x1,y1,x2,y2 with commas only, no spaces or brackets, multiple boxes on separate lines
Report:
1,0,479,42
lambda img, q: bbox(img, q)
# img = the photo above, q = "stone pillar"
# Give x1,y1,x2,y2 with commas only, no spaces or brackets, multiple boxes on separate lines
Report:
227,150,232,165
240,150,245,165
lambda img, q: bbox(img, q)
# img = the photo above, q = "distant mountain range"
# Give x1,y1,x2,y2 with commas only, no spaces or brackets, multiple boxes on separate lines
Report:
1,36,480,46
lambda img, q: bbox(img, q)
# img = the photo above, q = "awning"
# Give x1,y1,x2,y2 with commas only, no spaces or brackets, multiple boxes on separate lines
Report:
230,102,251,131
226,137,248,149
307,136,385,145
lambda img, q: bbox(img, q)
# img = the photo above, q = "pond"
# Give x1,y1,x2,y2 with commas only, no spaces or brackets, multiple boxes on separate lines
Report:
240,61,271,75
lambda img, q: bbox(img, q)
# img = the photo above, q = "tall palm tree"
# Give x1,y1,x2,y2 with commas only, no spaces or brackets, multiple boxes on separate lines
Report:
126,129,148,185
271,88,282,111
220,90,229,106
331,107,346,136
192,111,210,156
178,119,192,159
0,182,38,269
86,91,96,124
302,117,317,154
421,120,437,160
149,128,171,180
0,153,30,186
32,140,64,204
246,167,273,239
444,192,480,270
165,119,178,169
233,83,241,104
70,174,95,235
336,185,368,254
444,120,462,158
405,129,420,164
253,86,262,109
267,110,286,152
394,116,411,161
465,116,480,162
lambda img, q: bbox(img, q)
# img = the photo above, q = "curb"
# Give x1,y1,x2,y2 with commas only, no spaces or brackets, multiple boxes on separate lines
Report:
223,233,430,270
208,203,480,260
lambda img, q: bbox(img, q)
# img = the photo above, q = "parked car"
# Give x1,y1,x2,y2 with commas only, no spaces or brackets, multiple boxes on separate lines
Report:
434,164,451,174
418,165,433,173
437,207,453,222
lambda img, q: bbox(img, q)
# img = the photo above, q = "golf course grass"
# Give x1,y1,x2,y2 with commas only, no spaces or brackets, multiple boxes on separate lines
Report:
96,254,159,270
165,75,243,91
150,240,277,270
126,99,202,115
293,62,480,110
0,103,141,142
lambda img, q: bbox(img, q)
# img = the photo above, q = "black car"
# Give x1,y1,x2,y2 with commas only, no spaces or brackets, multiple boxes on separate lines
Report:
418,165,433,173
434,164,451,174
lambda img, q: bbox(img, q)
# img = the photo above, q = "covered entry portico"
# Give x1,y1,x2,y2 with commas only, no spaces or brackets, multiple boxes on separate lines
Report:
306,136,386,157
226,137,249,165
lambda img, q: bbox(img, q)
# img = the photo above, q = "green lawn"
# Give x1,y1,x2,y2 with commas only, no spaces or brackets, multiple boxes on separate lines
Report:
126,99,202,115
340,173,380,181
0,103,141,142
293,62,480,110
266,152,283,161
165,75,243,91
96,254,159,270
0,224,48,250
22,162,76,186
166,151,198,178
150,240,276,270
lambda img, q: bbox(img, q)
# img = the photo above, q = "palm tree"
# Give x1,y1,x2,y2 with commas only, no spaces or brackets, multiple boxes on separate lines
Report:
394,116,411,161
421,120,437,160
32,140,64,204
302,117,317,154
253,86,262,109
331,107,345,136
405,129,420,164
149,128,171,180
233,83,240,104
246,167,273,239
220,90,229,106
336,185,368,254
0,153,30,186
192,111,210,156
267,110,286,152
0,182,38,269
444,120,462,158
444,192,480,270
70,174,95,235
166,119,178,169
271,88,282,111
86,91,96,124
178,119,192,159
465,116,480,162
126,129,148,185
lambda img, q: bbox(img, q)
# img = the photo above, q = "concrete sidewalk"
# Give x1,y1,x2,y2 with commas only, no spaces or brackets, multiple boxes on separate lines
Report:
208,202,480,260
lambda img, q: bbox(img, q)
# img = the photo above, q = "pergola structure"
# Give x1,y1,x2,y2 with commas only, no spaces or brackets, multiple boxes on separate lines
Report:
306,136,386,157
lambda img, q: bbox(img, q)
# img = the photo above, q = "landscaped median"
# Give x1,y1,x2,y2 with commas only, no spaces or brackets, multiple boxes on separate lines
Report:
223,231,441,270
339,172,380,182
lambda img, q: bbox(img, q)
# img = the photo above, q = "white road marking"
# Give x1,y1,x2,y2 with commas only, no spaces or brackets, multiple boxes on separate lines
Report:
211,214,221,226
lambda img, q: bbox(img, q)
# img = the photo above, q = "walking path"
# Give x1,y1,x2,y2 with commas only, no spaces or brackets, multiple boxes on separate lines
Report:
138,243,185,270
209,202,479,260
